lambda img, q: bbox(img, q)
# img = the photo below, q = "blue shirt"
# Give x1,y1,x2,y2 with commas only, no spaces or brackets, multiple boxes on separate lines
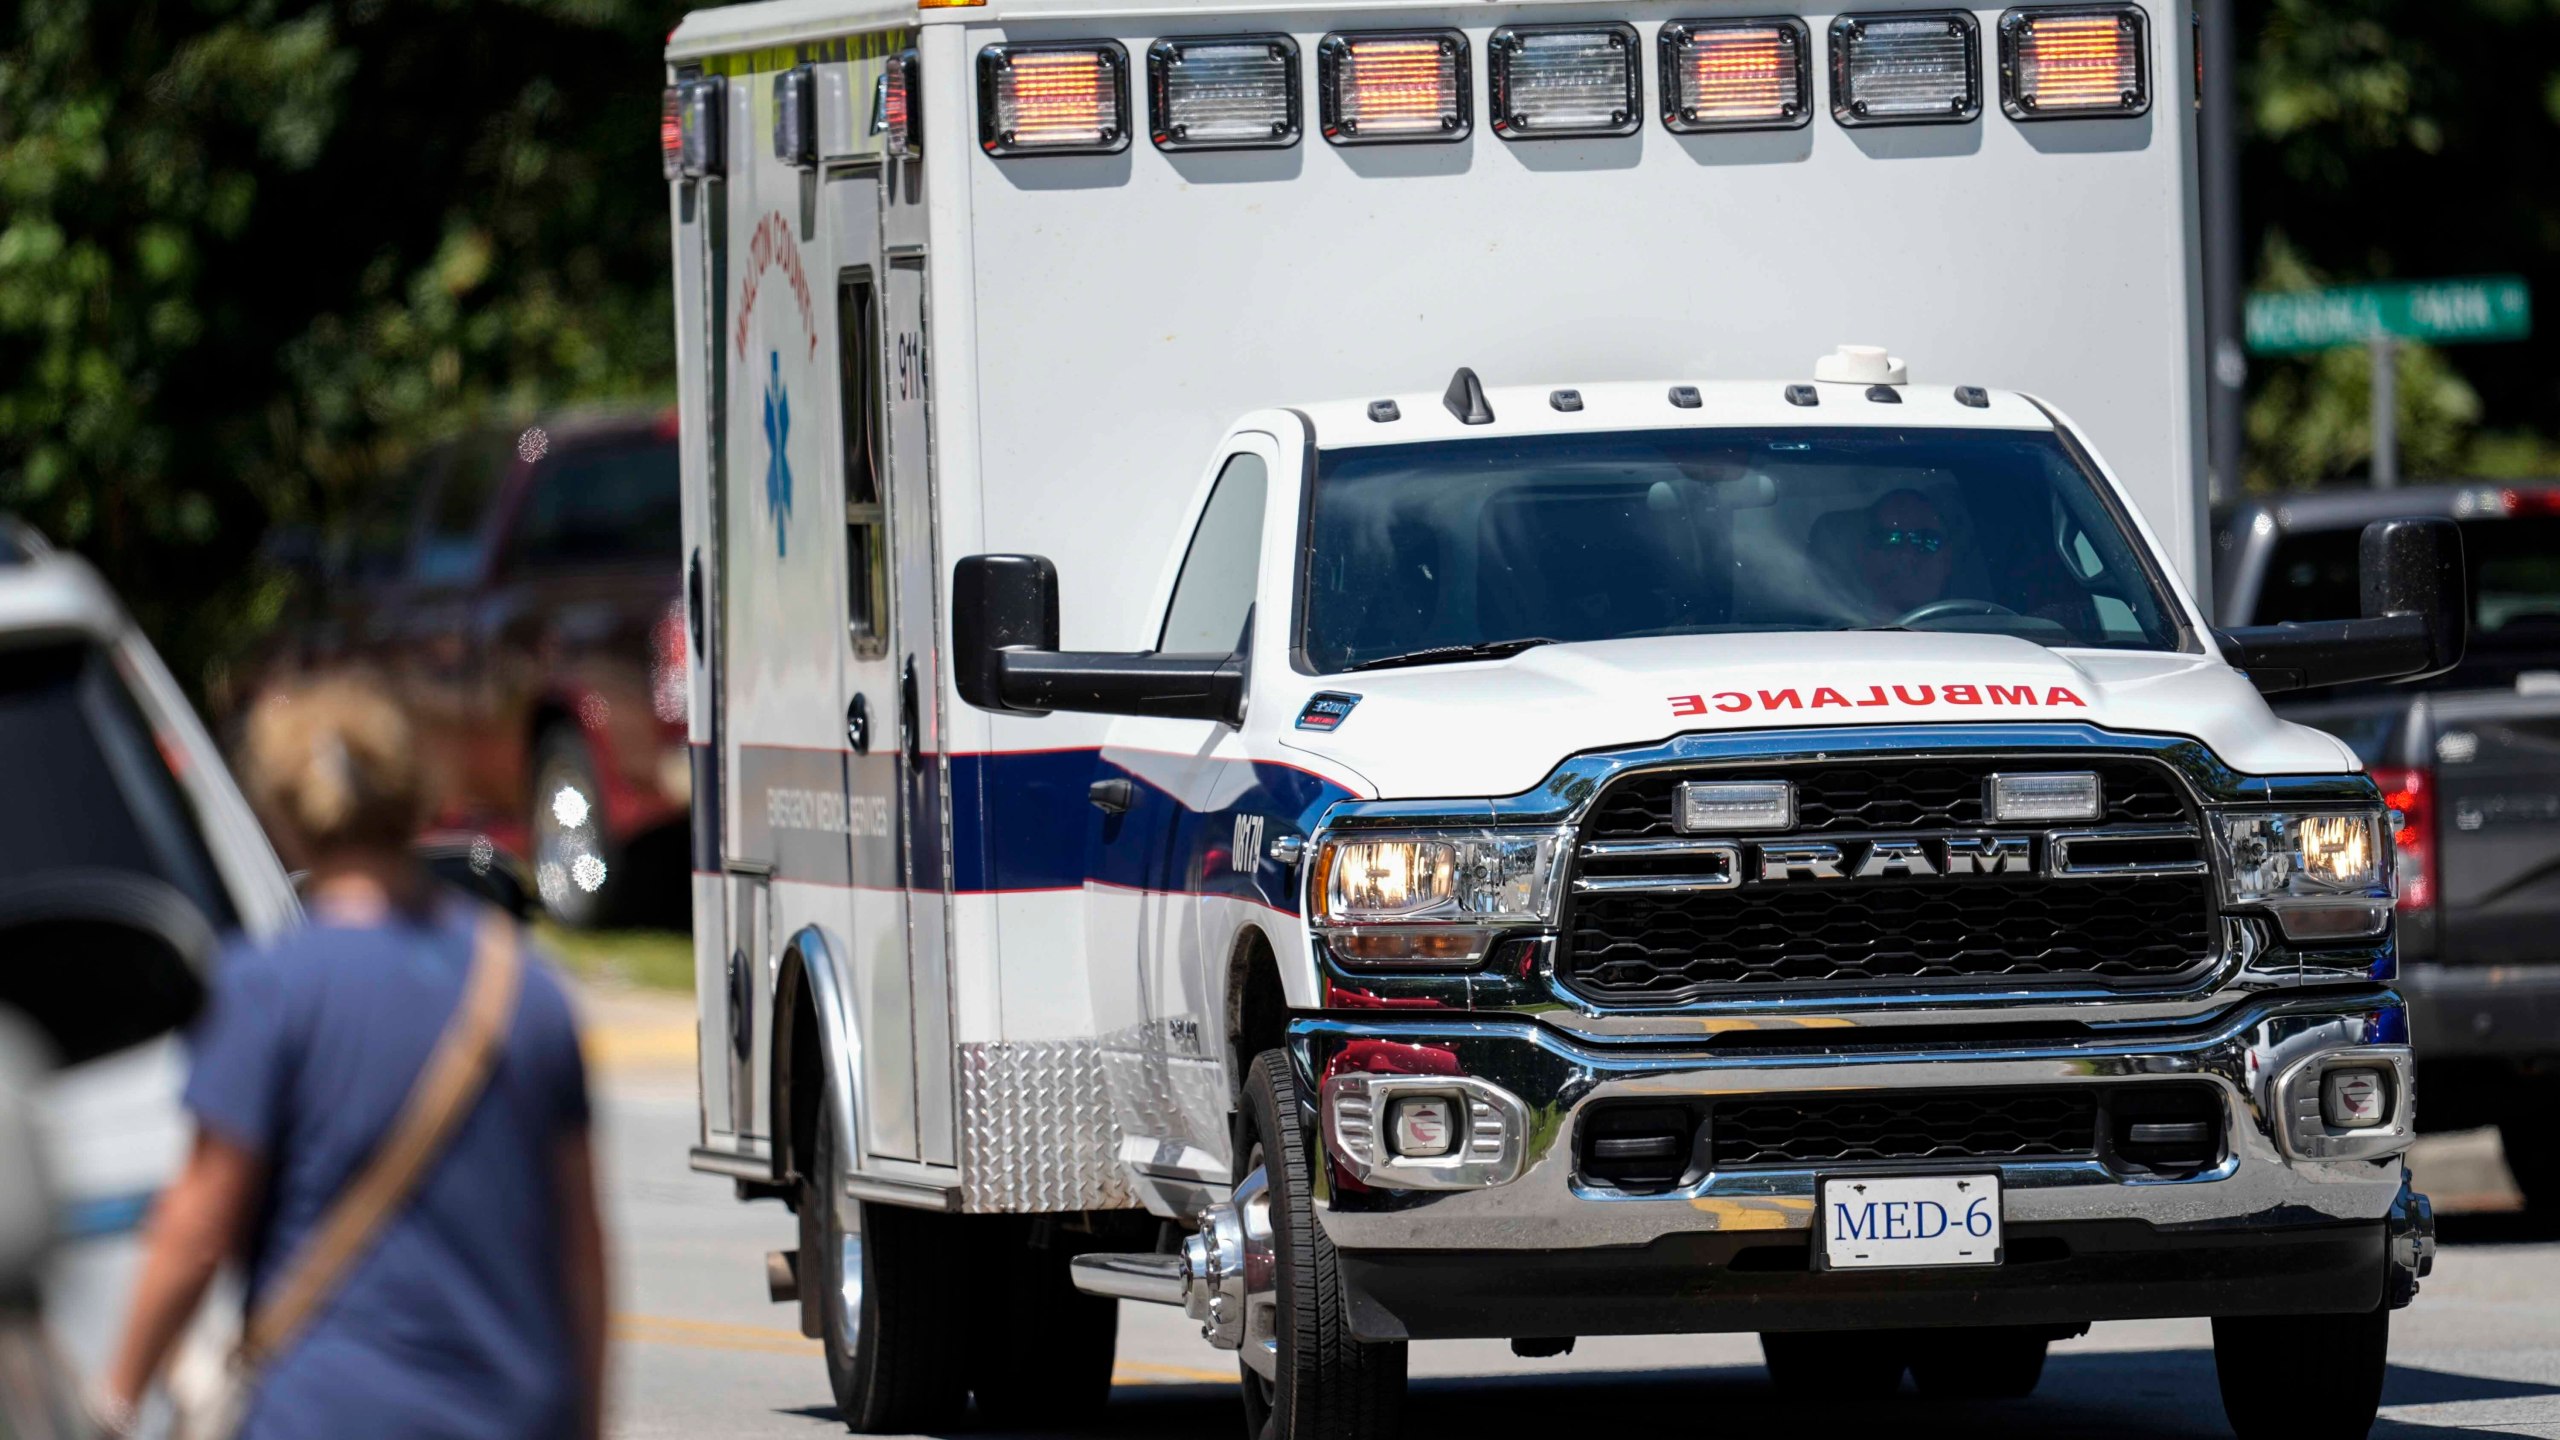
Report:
184,899,589,1440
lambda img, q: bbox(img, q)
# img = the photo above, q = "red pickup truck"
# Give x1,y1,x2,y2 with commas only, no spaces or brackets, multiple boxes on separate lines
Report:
273,409,688,926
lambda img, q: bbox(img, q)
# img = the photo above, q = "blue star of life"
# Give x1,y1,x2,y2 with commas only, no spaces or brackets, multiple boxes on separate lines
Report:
763,350,793,557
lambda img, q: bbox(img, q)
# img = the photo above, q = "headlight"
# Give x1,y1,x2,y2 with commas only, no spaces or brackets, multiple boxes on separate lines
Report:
2212,810,2392,942
1310,828,1567,967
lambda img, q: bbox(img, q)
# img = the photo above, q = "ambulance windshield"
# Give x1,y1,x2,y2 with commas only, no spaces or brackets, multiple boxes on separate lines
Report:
1299,427,2186,674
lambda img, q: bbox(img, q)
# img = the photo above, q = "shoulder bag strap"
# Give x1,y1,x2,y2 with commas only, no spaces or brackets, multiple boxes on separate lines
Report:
235,911,524,1369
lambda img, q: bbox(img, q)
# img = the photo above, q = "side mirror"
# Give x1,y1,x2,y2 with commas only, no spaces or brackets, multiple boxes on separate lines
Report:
0,872,213,1069
952,554,1247,725
2215,517,2468,694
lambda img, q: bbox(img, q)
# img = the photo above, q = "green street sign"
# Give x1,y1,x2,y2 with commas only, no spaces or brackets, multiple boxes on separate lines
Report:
2245,276,2532,355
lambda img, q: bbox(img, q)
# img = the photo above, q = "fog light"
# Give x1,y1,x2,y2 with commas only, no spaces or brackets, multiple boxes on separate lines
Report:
1389,1096,1457,1158
2325,1069,2387,1129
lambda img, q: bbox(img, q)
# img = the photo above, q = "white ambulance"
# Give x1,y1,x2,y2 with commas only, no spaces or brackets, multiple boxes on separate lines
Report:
661,2,2455,1435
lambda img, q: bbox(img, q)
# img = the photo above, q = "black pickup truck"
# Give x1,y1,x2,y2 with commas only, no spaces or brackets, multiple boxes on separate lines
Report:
2218,483,2560,1209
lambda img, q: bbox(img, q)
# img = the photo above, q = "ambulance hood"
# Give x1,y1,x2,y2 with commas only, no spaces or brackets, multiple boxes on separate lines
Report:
1274,631,2356,802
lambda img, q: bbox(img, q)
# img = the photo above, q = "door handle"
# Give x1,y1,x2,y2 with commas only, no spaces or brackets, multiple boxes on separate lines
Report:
726,948,753,1060
899,657,920,763
847,693,870,754
1088,777,1134,814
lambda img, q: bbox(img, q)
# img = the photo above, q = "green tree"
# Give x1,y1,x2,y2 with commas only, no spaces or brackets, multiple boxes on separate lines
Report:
2239,0,2560,490
0,0,679,694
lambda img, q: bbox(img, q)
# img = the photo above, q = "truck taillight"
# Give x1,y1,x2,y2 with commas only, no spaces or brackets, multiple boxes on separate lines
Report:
1319,30,1469,144
1662,18,1811,132
661,86,684,181
1831,11,1980,126
2372,766,2434,914
1488,23,1641,139
979,42,1130,156
1149,35,1299,150
665,76,725,179
652,599,689,725
2000,5,2149,120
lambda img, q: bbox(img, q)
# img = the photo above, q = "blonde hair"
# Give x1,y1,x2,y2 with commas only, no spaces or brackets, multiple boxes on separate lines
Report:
239,673,430,859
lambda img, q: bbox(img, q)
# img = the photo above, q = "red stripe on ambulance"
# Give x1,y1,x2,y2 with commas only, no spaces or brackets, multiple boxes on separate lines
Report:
1668,683,2088,717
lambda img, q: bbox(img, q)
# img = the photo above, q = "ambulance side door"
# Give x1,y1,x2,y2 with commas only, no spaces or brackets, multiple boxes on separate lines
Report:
1087,436,1279,1178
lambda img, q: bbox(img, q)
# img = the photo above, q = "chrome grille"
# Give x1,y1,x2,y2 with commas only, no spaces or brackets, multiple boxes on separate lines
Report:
1558,755,2216,1006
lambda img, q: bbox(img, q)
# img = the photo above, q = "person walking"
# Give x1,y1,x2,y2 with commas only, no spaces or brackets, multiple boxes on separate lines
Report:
95,675,606,1440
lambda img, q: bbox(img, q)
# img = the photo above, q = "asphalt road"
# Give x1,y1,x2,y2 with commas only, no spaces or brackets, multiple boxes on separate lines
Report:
582,984,2560,1440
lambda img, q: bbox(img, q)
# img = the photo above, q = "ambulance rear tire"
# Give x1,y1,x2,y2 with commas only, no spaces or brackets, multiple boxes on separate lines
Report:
1239,1050,1406,1440
2212,1303,2388,1440
802,1093,969,1433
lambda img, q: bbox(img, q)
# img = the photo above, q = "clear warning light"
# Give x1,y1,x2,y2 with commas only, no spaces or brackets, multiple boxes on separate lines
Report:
1490,25,1640,138
2002,6,2148,119
1151,36,1298,150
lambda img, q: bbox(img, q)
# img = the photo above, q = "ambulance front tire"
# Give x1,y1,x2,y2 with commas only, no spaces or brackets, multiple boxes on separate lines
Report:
1239,1050,1406,1440
802,1091,969,1433
2212,1303,2389,1440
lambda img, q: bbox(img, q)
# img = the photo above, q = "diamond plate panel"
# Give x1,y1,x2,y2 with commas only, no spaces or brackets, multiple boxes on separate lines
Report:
958,1040,1139,1212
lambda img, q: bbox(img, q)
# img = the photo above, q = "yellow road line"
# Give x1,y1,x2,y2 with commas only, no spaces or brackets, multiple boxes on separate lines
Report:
610,1314,1237,1385
1113,1358,1237,1385
583,1023,697,1070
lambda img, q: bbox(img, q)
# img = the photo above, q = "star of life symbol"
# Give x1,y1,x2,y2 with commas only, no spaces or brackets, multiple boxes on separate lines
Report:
763,350,793,557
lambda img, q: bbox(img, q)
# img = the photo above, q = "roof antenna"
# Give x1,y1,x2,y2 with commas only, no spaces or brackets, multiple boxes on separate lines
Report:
1442,367,1495,425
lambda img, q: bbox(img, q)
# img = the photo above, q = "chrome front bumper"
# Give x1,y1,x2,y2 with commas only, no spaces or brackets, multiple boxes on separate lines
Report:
1296,989,2415,1253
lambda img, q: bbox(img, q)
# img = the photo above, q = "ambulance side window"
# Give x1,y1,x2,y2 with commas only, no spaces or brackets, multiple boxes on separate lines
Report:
1158,454,1268,655
839,272,889,658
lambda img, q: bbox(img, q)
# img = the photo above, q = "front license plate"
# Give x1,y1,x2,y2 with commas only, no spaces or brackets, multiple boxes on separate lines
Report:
1818,1174,2002,1270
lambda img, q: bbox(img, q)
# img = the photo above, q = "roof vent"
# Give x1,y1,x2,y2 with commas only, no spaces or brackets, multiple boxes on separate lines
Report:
1784,384,1818,407
1367,399,1401,423
1667,385,1701,409
1549,388,1583,412
1954,385,1990,408
1443,367,1495,425
1813,344,1908,385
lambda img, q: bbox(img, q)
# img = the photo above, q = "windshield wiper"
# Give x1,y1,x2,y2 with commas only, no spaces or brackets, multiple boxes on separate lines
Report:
1344,637,1559,673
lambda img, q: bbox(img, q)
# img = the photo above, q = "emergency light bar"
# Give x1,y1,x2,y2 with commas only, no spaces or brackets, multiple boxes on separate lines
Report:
1831,11,1981,126
1660,18,1811,132
2000,6,2149,119
979,42,1131,156
1319,30,1470,144
1149,35,1299,150
663,77,725,180
1488,24,1641,140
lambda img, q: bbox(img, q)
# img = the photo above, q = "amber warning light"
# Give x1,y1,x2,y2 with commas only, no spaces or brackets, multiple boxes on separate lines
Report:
2001,6,2149,119
1320,30,1470,144
979,42,1131,155
1663,19,1811,132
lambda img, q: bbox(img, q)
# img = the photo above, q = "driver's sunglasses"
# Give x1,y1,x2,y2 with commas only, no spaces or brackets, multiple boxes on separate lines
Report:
1868,526,1946,555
